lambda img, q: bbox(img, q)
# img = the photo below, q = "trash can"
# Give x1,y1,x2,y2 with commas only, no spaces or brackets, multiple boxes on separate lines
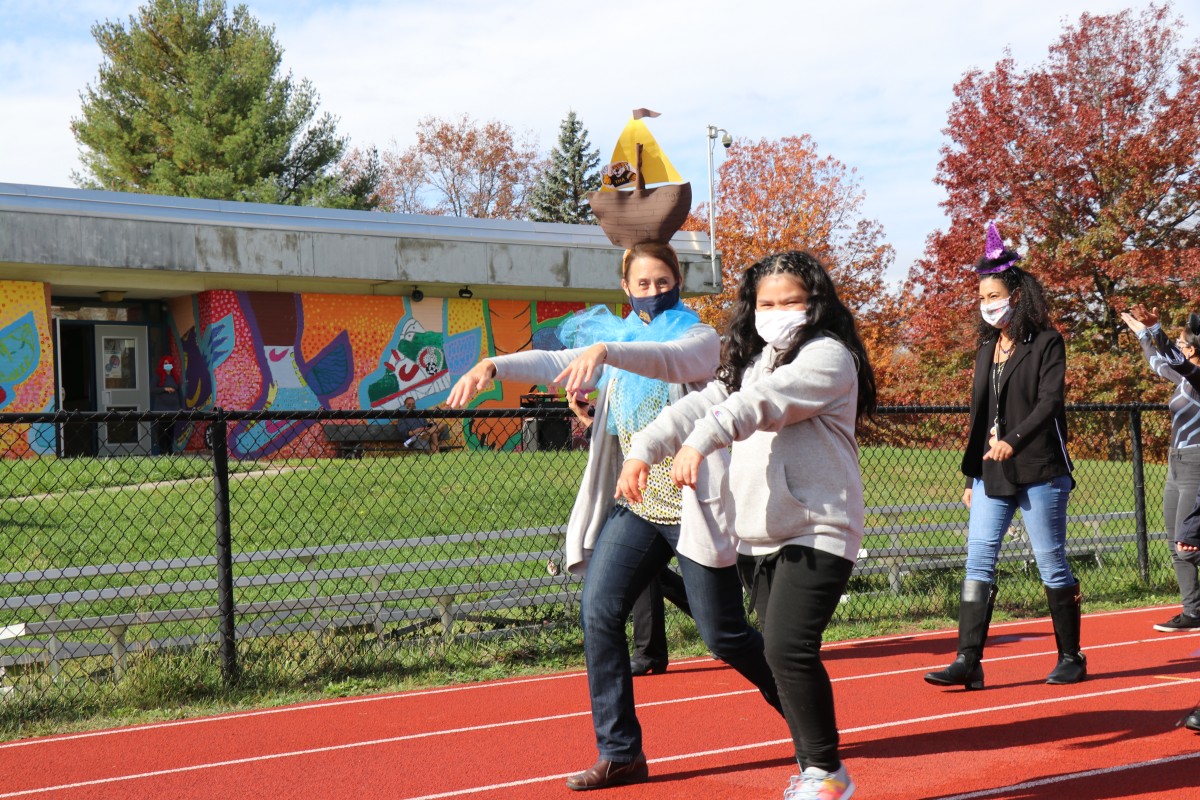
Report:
519,393,570,451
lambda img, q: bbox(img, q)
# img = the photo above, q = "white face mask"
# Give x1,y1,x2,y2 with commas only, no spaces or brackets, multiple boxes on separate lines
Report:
980,298,1013,328
755,309,808,348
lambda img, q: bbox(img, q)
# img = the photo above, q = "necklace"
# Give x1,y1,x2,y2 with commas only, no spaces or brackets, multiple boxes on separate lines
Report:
990,359,1007,439
997,337,1016,357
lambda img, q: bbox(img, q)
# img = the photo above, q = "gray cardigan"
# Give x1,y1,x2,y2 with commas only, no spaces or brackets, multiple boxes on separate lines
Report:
626,334,864,563
489,323,735,575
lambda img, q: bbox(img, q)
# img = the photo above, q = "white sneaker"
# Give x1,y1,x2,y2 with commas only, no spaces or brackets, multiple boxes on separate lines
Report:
784,764,855,800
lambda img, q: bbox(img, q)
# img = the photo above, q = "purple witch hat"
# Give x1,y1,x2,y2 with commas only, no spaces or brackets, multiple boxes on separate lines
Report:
976,221,1021,274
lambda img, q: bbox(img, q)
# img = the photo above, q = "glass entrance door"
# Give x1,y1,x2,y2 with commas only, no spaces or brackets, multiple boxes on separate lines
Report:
94,325,151,456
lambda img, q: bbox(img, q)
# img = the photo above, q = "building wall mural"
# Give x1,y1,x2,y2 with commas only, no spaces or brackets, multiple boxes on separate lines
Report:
166,290,609,459
0,280,55,456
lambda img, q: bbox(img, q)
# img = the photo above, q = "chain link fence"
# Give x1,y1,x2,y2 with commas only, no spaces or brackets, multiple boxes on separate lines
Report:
0,404,1177,728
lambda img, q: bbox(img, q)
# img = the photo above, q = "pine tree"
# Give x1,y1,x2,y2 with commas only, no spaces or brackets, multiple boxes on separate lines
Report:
71,0,365,207
528,111,601,224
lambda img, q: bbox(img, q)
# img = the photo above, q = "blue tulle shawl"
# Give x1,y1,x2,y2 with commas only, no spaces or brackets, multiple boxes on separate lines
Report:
557,302,699,435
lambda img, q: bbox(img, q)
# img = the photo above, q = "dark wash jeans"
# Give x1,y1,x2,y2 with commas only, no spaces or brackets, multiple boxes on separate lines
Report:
580,505,780,762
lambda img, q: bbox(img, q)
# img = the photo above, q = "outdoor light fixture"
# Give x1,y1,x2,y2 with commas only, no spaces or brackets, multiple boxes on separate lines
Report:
411,288,424,302
458,286,473,299
97,290,125,303
706,124,733,290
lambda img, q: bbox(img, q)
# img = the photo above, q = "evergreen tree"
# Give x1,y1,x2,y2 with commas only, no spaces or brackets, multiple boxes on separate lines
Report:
71,0,363,207
528,110,601,224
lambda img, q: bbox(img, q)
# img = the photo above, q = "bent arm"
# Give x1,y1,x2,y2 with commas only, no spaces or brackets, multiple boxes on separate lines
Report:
1002,334,1065,452
626,380,731,466
1139,324,1200,392
490,347,593,387
603,324,719,385
683,339,856,456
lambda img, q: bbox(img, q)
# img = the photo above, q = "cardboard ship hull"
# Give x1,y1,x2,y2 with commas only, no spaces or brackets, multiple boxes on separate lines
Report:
588,183,692,249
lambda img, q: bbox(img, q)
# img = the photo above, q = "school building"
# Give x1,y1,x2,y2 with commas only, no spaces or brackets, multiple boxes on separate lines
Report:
0,183,717,459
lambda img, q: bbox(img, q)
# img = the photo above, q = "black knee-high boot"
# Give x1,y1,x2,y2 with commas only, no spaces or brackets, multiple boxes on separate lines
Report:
925,580,997,690
1045,582,1087,684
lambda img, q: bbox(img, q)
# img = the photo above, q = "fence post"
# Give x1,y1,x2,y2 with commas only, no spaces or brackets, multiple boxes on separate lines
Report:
1129,407,1149,583
210,411,239,685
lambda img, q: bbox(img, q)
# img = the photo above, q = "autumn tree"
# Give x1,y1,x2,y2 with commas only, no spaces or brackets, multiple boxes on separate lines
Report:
377,115,542,219
72,0,365,207
906,4,1200,405
685,135,896,377
528,111,601,224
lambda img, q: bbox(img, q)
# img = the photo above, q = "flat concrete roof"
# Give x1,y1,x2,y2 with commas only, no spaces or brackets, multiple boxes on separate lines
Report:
0,183,720,303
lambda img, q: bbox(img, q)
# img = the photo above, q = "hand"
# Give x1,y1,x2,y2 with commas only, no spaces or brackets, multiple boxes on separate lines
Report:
962,487,972,509
670,446,704,489
616,459,650,503
552,343,608,395
983,439,1014,461
1129,303,1159,328
447,360,496,408
1118,311,1145,334
566,392,593,427
1177,542,1199,553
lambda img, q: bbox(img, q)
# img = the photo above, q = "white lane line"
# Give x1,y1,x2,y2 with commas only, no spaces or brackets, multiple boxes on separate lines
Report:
3,678,1193,799
823,604,1181,650
842,631,1200,682
932,751,1200,800
0,671,592,750
399,680,1200,800
3,616,1192,751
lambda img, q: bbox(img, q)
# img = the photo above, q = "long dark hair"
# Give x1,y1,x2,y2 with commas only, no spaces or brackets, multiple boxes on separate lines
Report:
717,250,876,419
975,256,1051,345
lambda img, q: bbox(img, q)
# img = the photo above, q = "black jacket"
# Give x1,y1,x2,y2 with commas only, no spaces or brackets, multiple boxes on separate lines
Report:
962,328,1073,489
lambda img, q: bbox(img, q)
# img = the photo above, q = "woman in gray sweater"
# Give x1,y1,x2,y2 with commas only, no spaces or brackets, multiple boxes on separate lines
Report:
447,241,780,791
619,250,875,800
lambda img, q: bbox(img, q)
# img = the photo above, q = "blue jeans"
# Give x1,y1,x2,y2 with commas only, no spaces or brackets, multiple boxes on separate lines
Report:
580,505,779,761
965,475,1076,587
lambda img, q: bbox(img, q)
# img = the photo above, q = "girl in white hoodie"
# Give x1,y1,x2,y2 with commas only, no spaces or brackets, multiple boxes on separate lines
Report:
619,250,875,800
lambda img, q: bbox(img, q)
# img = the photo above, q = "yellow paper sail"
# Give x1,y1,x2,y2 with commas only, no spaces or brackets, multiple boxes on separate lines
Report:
601,118,683,190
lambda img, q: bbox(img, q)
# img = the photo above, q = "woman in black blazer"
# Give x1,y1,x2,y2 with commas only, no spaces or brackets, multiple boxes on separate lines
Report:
925,224,1085,690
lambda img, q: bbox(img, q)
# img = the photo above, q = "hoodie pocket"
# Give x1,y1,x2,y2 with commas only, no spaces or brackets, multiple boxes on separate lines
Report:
759,460,811,535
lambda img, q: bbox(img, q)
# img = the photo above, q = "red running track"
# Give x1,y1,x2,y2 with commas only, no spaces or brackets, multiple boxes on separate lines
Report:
2,605,1198,800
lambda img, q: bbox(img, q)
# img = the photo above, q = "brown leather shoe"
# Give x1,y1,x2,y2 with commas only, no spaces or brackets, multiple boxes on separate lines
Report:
565,752,649,790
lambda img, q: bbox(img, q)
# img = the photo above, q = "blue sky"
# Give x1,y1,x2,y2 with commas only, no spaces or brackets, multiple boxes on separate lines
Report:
2,0,1194,283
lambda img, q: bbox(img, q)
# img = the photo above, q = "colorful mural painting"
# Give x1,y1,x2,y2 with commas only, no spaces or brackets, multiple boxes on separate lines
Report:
165,290,605,459
0,281,55,456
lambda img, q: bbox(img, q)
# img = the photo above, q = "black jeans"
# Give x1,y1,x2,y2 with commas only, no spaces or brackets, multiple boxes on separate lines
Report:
752,544,854,773
630,566,692,665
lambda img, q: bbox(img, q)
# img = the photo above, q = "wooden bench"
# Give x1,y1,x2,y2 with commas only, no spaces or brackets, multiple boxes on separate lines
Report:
321,422,463,458
0,526,576,683
854,504,1136,593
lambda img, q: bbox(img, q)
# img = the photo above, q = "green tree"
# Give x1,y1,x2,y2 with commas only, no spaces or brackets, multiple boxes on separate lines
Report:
528,110,601,224
71,0,361,207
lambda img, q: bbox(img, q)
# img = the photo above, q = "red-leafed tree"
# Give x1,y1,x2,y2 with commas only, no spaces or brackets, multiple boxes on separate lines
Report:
906,3,1200,410
685,135,897,384
376,114,543,219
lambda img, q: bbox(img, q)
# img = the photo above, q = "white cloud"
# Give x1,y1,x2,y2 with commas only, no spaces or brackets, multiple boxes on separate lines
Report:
0,0,1189,282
